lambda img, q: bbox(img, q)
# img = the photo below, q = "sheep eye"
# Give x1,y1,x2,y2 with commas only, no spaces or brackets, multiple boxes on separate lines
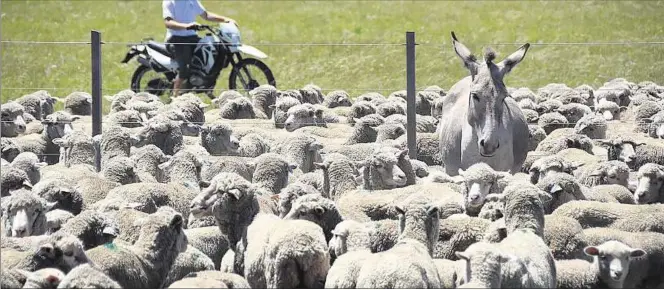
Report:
64,251,73,257
600,255,607,260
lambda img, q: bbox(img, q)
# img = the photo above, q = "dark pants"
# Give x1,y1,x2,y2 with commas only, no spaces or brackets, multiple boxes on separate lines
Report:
167,35,200,80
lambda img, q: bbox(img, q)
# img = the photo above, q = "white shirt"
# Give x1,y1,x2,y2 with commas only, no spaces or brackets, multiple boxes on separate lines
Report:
162,0,206,40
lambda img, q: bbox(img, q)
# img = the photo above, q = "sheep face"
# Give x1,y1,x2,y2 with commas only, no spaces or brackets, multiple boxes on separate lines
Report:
596,101,622,121
190,172,253,221
360,150,407,189
395,201,440,255
634,164,664,204
134,206,188,256
2,190,54,237
574,113,607,139
457,163,504,209
1,138,21,162
477,194,505,221
284,105,323,132
584,241,646,288
1,102,27,137
598,138,643,168
455,242,510,288
42,113,79,141
38,233,91,272
201,123,240,155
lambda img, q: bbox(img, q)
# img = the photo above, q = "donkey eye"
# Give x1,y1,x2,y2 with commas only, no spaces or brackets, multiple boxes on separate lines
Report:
471,93,480,102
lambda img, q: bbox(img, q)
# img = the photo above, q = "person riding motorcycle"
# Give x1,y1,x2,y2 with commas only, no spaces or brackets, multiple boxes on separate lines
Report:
162,0,237,98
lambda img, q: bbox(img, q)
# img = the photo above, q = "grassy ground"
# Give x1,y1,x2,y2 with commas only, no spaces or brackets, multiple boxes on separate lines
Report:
2,0,664,111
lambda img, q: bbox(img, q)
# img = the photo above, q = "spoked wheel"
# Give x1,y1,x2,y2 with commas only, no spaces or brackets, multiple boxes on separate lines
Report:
229,58,276,93
130,64,174,97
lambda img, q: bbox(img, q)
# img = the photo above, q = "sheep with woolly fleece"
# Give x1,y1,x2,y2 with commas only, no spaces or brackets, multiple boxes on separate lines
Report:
251,152,299,194
391,132,443,166
199,121,240,156
355,91,386,104
14,112,79,165
344,115,382,144
163,246,216,288
283,194,343,242
634,100,663,133
537,112,569,135
327,197,442,288
455,241,510,289
644,110,664,139
200,156,255,183
521,108,540,123
219,96,258,119
536,172,588,213
598,136,664,170
105,90,136,114
61,92,92,116
51,130,95,168
556,102,593,124
555,147,602,169
271,96,301,129
130,117,186,156
633,163,664,204
376,98,406,118
1,164,33,197
430,97,445,119
552,200,664,234
283,103,327,132
582,227,664,288
543,214,590,260
99,156,139,185
184,226,230,270
535,129,594,155
576,84,596,106
240,213,330,288
372,122,405,142
104,109,144,128
595,100,623,121
315,152,359,198
346,100,378,126
299,83,325,104
276,182,322,218
16,267,66,288
103,206,147,245
96,125,132,169
15,91,50,121
327,219,400,260
453,162,506,216
434,215,501,260
477,193,505,222
1,101,27,137
248,84,278,118
55,209,120,250
518,98,540,111
32,179,83,215
2,137,22,162
9,152,46,185
384,113,439,133
45,209,74,234
85,206,188,289
236,133,272,158
167,271,250,288
410,159,429,178
528,155,576,184
323,90,352,108
189,172,279,262
129,144,170,183
356,147,408,190
57,263,122,289
537,98,564,114
575,160,630,188
1,189,54,238
574,112,607,139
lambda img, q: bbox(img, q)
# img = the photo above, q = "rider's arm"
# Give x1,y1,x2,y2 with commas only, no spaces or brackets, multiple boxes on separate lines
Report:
201,11,234,23
162,0,196,30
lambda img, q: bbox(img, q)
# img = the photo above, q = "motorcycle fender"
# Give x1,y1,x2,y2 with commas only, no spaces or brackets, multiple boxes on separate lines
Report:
237,44,268,59
145,46,179,72
121,45,147,63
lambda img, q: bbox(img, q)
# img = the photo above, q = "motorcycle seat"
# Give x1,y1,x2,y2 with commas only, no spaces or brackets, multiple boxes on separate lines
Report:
147,41,173,57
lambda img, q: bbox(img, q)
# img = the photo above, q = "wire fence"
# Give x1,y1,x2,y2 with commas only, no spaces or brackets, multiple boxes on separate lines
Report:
2,33,664,170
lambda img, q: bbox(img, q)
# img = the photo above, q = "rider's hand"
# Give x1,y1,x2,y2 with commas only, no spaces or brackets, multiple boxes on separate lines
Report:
226,19,238,27
185,22,201,30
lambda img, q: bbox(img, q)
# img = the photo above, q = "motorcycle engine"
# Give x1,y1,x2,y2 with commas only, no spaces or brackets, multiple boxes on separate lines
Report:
189,72,205,87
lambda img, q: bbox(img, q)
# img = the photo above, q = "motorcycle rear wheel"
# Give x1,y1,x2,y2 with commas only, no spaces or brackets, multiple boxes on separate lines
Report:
228,58,276,93
130,64,173,97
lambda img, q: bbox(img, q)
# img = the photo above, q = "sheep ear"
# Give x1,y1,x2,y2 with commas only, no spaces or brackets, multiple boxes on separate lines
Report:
584,246,600,256
314,205,325,216
158,161,171,170
397,149,409,159
549,184,564,194
199,180,211,189
35,162,48,169
309,141,324,151
268,104,276,109
22,180,33,190
288,163,298,173
270,194,280,202
588,169,605,177
451,175,465,184
455,251,470,261
426,205,439,217
458,169,465,177
630,248,647,258
169,214,184,228
102,226,120,237
394,205,405,215
314,162,327,170
44,201,58,211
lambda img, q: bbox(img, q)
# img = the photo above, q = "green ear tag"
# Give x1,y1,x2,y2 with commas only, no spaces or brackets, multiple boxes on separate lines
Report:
104,242,117,251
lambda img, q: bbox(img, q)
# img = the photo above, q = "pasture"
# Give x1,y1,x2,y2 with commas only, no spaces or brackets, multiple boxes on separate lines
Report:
2,0,664,110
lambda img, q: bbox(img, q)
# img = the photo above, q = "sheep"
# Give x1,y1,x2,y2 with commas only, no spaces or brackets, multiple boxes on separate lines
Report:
535,129,594,155
410,159,430,178
1,232,92,273
237,133,272,158
97,126,132,168
61,92,92,116
2,137,22,162
552,200,664,234
8,152,45,186
45,210,75,234
542,213,590,261
434,215,498,260
198,122,240,156
477,193,505,222
31,179,83,215
327,219,400,260
598,137,664,170
356,147,408,190
15,92,49,121
518,98,540,111
248,85,278,118
574,160,630,188
315,153,359,198
344,116,381,144
633,163,664,204
17,267,66,288
276,182,322,218
537,99,564,114
556,102,592,124
528,125,547,151
200,156,255,183
554,259,602,289
582,227,664,288
346,101,378,126
283,194,343,242
104,109,144,128
455,241,510,289
521,108,540,123
555,147,602,169
327,198,442,288
219,96,257,119
323,90,352,108
164,93,208,123
1,164,33,197
184,226,230,270
85,207,188,289
131,117,186,156
574,112,607,139
167,271,250,288
299,83,325,104
1,189,54,237
634,101,663,132
57,263,122,289
162,246,216,288
283,103,326,132
57,210,120,250
251,153,298,194
272,133,323,174
376,99,405,118
100,156,139,185
528,155,575,184
453,163,506,216
129,144,170,183
51,130,95,168
538,112,569,135
595,100,623,121
271,96,301,129
242,213,330,288
1,101,27,137
15,112,79,165
645,110,664,139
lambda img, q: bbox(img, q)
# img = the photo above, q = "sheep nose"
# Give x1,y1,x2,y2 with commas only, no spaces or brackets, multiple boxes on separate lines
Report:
13,227,27,237
231,140,240,148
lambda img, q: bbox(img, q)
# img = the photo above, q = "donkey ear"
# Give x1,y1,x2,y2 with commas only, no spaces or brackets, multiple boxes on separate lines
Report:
450,31,479,77
497,43,531,76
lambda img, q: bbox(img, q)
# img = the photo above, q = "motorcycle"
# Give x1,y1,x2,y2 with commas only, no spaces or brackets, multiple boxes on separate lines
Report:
121,23,276,98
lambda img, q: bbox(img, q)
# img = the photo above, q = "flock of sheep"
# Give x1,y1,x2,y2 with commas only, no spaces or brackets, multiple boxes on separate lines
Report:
2,36,664,289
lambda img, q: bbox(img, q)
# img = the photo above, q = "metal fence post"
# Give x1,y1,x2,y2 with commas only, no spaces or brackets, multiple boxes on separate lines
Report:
91,30,103,172
406,32,417,160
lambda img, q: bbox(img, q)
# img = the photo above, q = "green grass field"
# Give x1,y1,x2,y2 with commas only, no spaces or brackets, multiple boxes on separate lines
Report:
2,0,664,111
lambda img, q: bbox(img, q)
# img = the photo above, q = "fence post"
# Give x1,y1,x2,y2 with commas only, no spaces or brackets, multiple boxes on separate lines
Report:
406,32,417,160
91,30,103,172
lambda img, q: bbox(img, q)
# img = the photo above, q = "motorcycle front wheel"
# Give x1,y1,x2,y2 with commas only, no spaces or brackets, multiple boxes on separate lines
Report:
228,58,276,93
130,64,174,97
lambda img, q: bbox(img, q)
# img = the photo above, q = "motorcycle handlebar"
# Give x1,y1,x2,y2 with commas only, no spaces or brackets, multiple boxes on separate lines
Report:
187,24,212,31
